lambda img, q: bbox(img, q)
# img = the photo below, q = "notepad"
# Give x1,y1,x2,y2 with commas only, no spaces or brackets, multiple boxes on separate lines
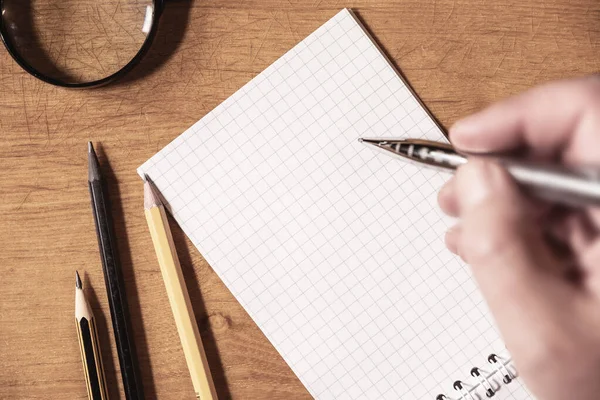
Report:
139,9,532,399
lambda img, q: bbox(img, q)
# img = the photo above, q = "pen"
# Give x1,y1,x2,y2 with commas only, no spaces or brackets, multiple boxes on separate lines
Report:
88,142,144,399
75,271,109,400
359,137,600,207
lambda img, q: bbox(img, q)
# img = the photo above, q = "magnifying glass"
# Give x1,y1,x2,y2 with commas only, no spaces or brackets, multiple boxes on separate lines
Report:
0,0,164,88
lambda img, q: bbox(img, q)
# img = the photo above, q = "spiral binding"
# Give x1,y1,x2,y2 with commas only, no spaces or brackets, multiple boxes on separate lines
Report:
435,353,516,399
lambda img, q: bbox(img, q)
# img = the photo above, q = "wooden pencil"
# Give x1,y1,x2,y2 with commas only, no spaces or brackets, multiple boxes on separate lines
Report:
88,142,144,399
143,178,218,400
75,271,109,400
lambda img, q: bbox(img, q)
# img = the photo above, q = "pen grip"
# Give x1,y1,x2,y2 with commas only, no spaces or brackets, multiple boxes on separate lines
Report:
503,159,600,207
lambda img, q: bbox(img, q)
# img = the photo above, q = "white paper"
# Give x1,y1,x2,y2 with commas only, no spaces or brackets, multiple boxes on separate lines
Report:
139,9,532,399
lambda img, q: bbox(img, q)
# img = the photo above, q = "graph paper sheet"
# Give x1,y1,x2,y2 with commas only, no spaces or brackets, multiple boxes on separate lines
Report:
139,9,532,399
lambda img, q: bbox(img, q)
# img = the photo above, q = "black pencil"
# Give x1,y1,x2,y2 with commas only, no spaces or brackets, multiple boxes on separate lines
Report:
88,142,144,399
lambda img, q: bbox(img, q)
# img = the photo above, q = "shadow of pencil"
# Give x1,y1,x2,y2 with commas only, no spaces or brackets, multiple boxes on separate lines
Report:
168,216,232,400
83,273,121,400
117,0,193,86
95,144,157,400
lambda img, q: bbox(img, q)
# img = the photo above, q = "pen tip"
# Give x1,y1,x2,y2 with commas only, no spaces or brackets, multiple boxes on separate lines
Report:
75,271,82,289
357,138,364,143
358,137,385,145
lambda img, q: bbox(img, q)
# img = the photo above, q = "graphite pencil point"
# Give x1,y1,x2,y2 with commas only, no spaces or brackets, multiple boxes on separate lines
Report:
75,271,82,290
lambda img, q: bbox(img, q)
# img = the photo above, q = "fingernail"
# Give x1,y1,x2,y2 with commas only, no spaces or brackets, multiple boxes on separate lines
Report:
459,161,501,209
438,177,459,217
450,115,485,152
445,225,460,255
450,116,478,136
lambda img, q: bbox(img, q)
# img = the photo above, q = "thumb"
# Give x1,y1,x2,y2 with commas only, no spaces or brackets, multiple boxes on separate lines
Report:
454,160,575,340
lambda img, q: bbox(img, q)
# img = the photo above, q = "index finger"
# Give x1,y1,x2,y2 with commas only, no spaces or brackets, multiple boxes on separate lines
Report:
450,76,600,164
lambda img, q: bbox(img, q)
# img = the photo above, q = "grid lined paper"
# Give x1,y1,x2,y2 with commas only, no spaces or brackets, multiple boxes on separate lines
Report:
138,9,532,399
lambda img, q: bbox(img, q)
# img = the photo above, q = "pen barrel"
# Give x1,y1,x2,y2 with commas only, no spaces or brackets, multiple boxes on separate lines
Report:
88,179,144,400
502,160,600,207
145,206,218,400
366,138,600,207
77,316,109,400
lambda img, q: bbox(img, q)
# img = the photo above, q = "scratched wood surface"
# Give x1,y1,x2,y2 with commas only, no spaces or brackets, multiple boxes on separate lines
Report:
1,0,600,398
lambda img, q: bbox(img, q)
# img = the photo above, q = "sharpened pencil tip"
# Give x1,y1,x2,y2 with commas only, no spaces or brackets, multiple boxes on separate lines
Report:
76,271,82,289
144,178,163,209
87,142,101,182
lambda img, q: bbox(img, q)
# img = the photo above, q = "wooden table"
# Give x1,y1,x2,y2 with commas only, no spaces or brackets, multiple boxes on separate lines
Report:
1,0,599,398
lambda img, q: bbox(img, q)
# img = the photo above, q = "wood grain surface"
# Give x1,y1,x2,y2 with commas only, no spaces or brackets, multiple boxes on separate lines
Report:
1,0,599,398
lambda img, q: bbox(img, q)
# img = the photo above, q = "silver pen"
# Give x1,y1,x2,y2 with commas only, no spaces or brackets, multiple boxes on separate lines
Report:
359,137,600,207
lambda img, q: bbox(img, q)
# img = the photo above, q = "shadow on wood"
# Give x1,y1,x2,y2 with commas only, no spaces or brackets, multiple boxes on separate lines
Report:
168,215,233,400
0,1,76,82
351,9,449,138
118,0,193,85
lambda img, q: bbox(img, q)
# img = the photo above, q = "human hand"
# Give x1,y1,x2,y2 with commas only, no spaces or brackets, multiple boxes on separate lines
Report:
437,77,600,400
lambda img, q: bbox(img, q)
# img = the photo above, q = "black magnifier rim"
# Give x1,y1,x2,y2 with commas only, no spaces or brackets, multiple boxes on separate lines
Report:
0,0,164,88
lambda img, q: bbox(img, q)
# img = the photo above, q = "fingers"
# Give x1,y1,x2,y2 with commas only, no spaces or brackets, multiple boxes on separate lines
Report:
580,240,600,294
546,209,597,256
443,160,574,333
450,76,600,162
444,224,460,255
438,178,459,255
438,177,458,217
